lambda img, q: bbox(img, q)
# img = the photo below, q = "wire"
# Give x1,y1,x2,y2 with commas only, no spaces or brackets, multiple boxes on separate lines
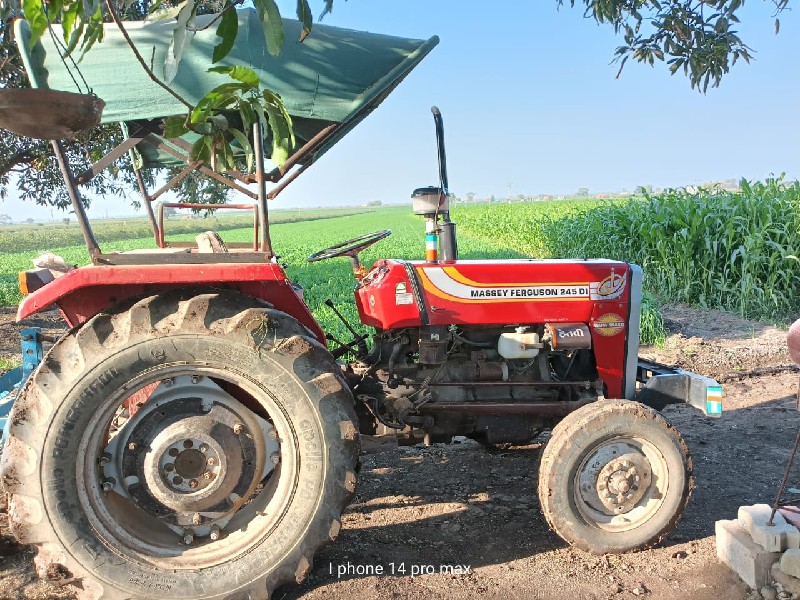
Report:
42,4,92,95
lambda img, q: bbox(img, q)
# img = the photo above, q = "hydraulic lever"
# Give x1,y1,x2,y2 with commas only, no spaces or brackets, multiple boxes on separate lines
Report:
324,299,369,359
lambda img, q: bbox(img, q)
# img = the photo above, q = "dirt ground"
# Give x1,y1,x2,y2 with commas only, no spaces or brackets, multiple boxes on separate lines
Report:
1,304,799,600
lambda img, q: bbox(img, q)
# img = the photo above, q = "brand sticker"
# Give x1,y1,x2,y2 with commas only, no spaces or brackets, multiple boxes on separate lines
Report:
593,313,625,336
590,270,627,300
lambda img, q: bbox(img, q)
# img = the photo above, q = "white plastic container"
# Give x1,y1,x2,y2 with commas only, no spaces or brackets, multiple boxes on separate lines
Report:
498,329,542,359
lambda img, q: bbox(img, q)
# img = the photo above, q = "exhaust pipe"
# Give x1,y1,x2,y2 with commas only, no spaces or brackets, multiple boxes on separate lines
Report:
410,108,458,263
431,107,457,262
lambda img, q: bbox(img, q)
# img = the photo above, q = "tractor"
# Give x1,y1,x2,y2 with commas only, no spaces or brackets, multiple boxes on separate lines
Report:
0,10,722,600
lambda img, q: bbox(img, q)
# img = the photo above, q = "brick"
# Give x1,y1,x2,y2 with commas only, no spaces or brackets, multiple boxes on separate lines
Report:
738,504,800,552
716,519,781,589
772,561,800,597
781,548,800,578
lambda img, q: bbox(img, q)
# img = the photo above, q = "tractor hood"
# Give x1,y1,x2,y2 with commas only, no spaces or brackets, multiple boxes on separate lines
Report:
15,12,438,174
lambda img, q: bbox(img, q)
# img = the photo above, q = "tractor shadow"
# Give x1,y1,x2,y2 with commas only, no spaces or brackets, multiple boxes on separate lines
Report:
279,385,800,597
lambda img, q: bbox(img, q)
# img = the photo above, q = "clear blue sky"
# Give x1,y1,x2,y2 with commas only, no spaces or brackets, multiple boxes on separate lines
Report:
5,1,799,219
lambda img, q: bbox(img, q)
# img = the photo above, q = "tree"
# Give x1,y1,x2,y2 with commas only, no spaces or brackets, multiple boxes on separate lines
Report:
577,187,589,197
0,213,11,225
561,1,790,92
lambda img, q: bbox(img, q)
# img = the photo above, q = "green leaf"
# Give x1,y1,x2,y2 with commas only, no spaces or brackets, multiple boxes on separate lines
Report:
208,65,259,88
164,0,196,84
61,2,79,46
229,127,254,172
65,18,85,54
253,0,284,56
163,116,189,138
212,6,238,63
239,101,257,131
146,2,188,22
296,0,313,41
191,135,212,162
83,0,100,19
261,90,294,165
320,0,334,19
22,0,48,47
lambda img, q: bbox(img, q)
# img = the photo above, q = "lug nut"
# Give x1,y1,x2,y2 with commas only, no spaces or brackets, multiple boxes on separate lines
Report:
192,512,202,525
191,375,201,384
99,456,110,467
199,444,209,453
207,457,216,466
203,472,213,480
210,525,221,541
233,423,243,435
183,531,194,545
163,378,174,387
102,478,115,492
268,429,278,440
189,479,199,489
128,442,137,451
270,452,280,466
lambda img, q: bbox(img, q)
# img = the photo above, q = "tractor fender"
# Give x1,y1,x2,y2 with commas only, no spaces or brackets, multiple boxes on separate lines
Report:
16,262,325,343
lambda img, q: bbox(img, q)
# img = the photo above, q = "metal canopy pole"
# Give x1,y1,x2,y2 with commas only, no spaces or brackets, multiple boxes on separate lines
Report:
134,168,160,241
50,140,101,259
252,121,273,257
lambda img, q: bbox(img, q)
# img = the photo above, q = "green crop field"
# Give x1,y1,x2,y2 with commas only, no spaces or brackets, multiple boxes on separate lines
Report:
0,206,368,255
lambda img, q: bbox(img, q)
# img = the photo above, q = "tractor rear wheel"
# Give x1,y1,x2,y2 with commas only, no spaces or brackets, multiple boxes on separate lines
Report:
0,290,359,600
537,399,692,554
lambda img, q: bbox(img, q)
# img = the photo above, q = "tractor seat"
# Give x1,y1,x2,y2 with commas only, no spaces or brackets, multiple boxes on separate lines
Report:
196,231,229,253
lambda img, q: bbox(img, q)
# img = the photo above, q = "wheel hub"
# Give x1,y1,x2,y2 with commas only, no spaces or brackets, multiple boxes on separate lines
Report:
102,375,279,538
595,456,650,513
577,441,655,517
142,412,240,512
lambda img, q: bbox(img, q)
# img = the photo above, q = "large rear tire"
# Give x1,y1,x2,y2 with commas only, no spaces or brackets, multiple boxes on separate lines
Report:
0,290,359,599
537,399,692,554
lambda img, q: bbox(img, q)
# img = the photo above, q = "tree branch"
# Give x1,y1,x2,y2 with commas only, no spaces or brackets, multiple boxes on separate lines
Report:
0,148,39,178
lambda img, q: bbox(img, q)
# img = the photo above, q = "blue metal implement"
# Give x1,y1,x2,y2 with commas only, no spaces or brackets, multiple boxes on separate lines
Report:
0,327,43,448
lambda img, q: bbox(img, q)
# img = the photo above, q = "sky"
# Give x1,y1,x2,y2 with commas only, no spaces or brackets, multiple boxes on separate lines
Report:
4,0,800,220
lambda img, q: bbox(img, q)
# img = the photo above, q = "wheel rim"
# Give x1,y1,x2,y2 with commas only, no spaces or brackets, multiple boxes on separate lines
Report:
572,436,669,533
76,365,300,569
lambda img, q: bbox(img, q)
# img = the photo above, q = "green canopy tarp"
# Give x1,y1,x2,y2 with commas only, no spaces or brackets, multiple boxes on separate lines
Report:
14,11,438,169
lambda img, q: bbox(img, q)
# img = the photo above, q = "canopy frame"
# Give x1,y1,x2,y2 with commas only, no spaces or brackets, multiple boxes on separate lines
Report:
12,13,439,263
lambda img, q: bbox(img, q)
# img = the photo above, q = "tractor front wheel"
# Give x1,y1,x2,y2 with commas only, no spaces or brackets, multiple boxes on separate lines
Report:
0,290,359,600
537,399,692,554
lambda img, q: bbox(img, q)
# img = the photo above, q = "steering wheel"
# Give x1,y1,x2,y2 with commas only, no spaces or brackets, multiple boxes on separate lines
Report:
307,230,392,262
